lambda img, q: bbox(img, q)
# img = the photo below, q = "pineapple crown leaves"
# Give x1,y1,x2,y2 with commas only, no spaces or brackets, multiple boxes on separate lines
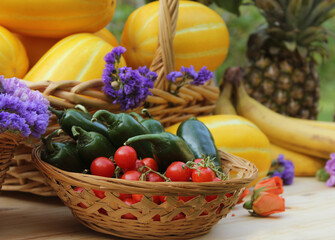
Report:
249,0,335,62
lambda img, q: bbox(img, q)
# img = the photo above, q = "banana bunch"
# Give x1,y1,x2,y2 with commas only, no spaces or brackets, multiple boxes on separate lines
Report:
215,67,333,176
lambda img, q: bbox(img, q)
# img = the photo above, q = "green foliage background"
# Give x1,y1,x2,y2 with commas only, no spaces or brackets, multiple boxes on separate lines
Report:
108,0,335,121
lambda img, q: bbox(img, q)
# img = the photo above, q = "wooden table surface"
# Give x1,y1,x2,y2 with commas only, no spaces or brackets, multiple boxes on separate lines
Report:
1,177,334,240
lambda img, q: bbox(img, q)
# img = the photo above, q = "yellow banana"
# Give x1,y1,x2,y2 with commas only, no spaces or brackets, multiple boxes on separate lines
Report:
270,137,330,159
270,143,325,177
288,117,335,131
235,76,335,158
214,81,237,115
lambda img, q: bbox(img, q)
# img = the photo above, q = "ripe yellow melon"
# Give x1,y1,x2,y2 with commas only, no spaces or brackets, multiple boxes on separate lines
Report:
24,33,126,82
16,29,119,69
121,1,229,72
166,115,271,185
0,25,29,78
0,0,116,38
94,28,119,47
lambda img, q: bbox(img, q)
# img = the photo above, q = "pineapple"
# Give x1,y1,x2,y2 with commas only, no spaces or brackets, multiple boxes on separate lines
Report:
242,0,335,119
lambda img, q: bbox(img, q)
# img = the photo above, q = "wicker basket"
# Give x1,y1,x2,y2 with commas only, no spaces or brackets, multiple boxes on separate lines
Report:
2,0,220,196
0,132,21,190
32,144,257,240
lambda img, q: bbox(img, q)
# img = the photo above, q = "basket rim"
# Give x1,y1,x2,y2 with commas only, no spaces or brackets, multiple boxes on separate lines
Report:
32,144,258,195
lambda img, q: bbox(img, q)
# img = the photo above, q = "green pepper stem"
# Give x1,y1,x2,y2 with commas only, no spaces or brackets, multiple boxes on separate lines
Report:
125,133,170,147
48,107,64,119
91,110,117,124
71,126,88,138
141,109,153,119
43,129,62,153
75,104,89,113
129,112,144,122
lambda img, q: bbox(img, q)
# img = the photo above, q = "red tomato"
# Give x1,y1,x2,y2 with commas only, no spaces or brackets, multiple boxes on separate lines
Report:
205,177,221,202
73,187,87,209
165,162,191,182
121,170,141,181
159,195,166,203
119,193,132,200
98,208,108,215
142,157,158,172
152,214,160,221
132,194,143,203
191,166,215,182
90,157,115,177
132,159,145,172
121,198,137,220
178,196,195,202
92,189,106,199
147,172,164,182
114,146,137,170
172,212,185,221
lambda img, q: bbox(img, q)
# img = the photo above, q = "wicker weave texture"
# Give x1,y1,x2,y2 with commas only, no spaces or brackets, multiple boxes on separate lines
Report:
0,132,20,190
32,147,258,240
3,0,220,196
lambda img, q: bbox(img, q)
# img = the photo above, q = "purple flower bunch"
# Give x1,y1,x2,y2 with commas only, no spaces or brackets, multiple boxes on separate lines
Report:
324,153,335,187
166,65,213,95
102,46,158,110
268,154,295,185
0,76,50,138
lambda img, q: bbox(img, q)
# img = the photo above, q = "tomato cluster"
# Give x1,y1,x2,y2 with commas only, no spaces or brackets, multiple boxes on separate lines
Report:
75,146,232,220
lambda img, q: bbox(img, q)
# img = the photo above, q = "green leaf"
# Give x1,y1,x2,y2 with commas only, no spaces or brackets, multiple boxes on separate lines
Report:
284,41,297,51
214,0,243,16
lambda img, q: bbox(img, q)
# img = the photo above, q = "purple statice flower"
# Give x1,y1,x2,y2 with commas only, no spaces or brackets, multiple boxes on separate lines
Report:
104,46,126,64
101,47,157,110
325,153,335,187
191,66,213,85
181,66,198,79
0,76,28,95
166,71,183,82
270,154,295,185
0,111,31,137
165,65,213,95
0,76,50,138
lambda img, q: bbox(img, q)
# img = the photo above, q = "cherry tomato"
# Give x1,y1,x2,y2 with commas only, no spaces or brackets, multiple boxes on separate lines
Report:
114,146,137,170
121,198,137,220
132,194,143,203
178,196,195,202
119,193,132,200
121,170,141,181
132,194,160,204
205,177,221,202
152,214,160,221
142,158,158,172
132,159,145,172
191,166,215,182
73,187,87,209
90,157,115,177
159,195,166,203
165,162,191,182
172,212,185,221
147,172,164,182
98,208,108,215
92,189,106,199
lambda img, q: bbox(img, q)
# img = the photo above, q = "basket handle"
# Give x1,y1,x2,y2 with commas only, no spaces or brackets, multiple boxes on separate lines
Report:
150,0,179,91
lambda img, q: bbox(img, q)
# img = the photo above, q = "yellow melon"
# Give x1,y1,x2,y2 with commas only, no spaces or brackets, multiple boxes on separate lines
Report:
166,115,271,185
0,25,29,78
94,28,119,47
16,29,119,69
24,33,126,82
0,0,116,38
121,1,229,72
